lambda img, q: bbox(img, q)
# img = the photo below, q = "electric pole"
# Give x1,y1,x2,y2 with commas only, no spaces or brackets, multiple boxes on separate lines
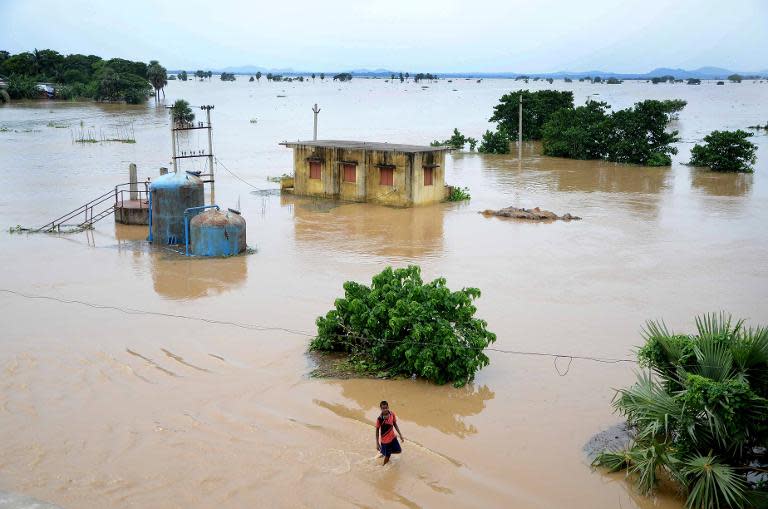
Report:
201,105,215,182
518,94,523,160
312,103,321,141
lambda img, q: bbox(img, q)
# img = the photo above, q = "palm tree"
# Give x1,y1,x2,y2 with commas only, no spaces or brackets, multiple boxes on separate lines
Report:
256,71,262,82
147,60,168,101
170,99,195,127
593,313,768,509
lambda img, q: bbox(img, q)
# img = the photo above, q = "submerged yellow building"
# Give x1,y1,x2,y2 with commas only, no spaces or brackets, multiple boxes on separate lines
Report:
280,140,452,206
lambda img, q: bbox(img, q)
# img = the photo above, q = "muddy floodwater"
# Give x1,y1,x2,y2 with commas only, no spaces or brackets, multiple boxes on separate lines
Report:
1,78,767,508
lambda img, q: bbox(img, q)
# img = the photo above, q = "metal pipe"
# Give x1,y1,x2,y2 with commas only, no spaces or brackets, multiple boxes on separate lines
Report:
183,205,219,256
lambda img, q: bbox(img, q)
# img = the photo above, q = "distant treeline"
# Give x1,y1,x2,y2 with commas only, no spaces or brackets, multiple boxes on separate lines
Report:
0,49,166,103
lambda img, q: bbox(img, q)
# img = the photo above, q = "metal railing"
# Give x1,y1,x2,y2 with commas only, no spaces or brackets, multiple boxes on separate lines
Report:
37,182,149,232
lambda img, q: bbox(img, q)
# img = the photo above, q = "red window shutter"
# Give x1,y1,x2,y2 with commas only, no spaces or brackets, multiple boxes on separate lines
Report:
343,164,356,182
309,161,321,179
424,167,434,186
380,168,394,186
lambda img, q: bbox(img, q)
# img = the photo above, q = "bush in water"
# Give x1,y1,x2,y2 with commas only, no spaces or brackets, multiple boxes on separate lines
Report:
311,266,496,387
689,130,757,173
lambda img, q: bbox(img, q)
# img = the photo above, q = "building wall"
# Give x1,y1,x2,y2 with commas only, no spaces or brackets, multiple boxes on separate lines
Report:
289,144,447,207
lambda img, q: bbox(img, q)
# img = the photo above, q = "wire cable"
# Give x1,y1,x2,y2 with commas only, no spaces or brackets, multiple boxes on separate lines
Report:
0,288,638,369
214,156,261,189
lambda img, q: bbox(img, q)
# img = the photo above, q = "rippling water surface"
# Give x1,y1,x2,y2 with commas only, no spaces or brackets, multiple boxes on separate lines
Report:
0,78,767,508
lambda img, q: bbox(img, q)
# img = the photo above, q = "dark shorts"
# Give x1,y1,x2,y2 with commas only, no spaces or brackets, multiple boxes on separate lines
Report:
380,438,402,457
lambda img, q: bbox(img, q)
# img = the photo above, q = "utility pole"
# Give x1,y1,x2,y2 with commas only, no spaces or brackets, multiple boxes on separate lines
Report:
170,120,178,173
201,105,215,181
518,94,523,160
312,103,321,141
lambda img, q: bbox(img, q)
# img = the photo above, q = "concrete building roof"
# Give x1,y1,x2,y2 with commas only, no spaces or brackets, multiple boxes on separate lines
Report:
280,140,452,153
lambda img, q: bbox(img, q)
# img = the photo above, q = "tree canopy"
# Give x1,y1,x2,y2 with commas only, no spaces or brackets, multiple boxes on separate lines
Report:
311,266,496,387
541,99,683,166
0,48,156,103
489,89,574,141
689,130,757,173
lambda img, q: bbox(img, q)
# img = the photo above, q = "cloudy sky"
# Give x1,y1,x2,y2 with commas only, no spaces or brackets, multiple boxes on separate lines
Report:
1,0,766,72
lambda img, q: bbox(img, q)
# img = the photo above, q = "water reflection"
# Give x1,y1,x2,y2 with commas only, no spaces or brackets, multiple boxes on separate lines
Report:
284,195,445,260
690,168,753,197
150,252,248,300
314,379,494,437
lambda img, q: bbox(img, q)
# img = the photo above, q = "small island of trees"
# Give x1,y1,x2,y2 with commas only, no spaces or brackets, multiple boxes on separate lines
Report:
0,48,162,103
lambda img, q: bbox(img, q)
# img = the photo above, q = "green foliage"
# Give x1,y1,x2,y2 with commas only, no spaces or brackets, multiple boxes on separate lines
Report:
728,74,743,83
489,89,574,140
541,99,681,166
687,78,702,85
220,72,236,81
447,187,471,201
0,49,155,104
333,72,353,82
6,74,39,99
478,127,511,154
147,60,168,98
689,130,757,173
170,99,195,126
593,313,768,509
541,101,610,160
310,266,496,387
178,70,188,81
431,128,475,150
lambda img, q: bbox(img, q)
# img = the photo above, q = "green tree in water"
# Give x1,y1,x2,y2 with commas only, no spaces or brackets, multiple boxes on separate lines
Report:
170,99,195,127
311,266,496,387
489,89,574,141
147,60,168,101
689,130,757,172
478,127,511,154
594,313,768,509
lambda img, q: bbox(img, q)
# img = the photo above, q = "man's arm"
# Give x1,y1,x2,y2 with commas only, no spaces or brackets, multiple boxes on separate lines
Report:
393,421,404,442
375,427,380,450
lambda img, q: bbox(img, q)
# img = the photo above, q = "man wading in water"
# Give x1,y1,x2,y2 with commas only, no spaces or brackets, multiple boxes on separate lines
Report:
375,400,404,465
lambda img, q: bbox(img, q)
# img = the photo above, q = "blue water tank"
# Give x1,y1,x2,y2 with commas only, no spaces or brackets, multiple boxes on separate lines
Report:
149,171,204,244
189,208,247,256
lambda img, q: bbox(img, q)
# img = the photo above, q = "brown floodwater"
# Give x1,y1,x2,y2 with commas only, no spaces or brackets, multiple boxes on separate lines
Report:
1,78,767,508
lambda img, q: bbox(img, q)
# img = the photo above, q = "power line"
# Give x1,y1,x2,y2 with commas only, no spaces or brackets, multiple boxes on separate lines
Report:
214,156,260,189
0,288,637,373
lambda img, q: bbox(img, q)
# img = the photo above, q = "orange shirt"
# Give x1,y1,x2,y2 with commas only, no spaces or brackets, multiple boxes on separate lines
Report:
376,411,397,444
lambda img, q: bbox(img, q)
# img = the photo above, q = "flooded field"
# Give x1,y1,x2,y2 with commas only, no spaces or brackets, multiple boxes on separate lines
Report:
1,78,767,508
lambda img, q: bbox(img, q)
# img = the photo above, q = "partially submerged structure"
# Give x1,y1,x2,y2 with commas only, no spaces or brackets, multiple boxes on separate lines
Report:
280,140,451,206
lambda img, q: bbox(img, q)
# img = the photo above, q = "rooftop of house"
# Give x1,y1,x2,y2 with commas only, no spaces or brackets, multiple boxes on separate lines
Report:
280,140,452,153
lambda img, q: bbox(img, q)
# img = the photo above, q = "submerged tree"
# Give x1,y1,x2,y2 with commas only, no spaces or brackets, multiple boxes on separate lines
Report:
478,127,511,154
170,99,195,127
489,89,574,141
689,130,757,173
593,313,768,509
311,266,496,387
147,60,168,101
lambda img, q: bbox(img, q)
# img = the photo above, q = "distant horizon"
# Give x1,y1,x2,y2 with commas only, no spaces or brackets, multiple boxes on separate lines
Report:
2,0,767,74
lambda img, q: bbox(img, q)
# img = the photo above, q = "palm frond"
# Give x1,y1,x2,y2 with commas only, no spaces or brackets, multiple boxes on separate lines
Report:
680,454,748,509
693,337,735,382
695,312,743,342
615,371,682,441
731,325,768,372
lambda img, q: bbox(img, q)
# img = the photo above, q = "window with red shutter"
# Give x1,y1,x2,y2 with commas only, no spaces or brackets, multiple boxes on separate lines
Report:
309,161,321,179
423,167,434,186
380,167,394,186
343,163,356,183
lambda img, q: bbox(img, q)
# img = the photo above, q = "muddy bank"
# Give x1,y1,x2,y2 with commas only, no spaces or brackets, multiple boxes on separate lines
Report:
583,421,633,462
481,206,582,221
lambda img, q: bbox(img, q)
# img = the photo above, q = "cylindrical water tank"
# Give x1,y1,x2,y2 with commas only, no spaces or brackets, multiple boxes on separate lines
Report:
189,208,247,256
149,171,204,245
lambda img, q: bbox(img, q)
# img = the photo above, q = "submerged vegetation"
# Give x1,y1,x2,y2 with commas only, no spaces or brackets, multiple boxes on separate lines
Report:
689,130,757,173
593,313,768,509
310,266,496,387
170,99,195,127
489,89,574,141
431,128,477,151
0,49,156,103
447,186,471,201
541,99,685,166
